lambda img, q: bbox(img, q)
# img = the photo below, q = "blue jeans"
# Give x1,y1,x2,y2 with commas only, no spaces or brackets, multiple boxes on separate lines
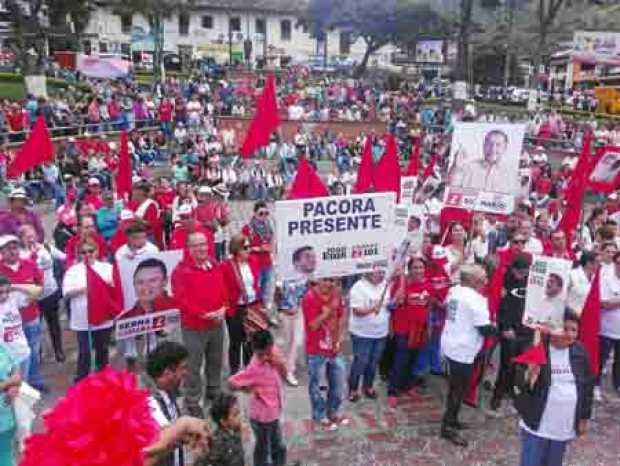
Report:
413,331,443,377
388,334,419,396
23,320,45,388
307,354,346,421
0,429,15,466
519,428,569,466
250,419,286,466
349,334,386,391
259,267,273,305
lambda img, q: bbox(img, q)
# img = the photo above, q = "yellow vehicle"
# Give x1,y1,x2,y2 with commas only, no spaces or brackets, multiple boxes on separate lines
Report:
594,86,620,114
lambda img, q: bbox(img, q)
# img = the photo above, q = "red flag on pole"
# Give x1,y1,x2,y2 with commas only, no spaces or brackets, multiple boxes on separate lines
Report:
287,157,329,200
373,134,401,199
240,74,280,158
512,343,547,366
116,131,132,200
579,270,600,376
87,265,122,326
353,136,374,194
7,115,54,178
558,132,593,245
405,137,421,176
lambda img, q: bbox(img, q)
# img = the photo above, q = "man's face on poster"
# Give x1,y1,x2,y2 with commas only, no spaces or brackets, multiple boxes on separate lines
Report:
134,266,166,304
294,248,317,274
408,216,421,232
483,131,508,164
545,274,563,299
592,152,620,181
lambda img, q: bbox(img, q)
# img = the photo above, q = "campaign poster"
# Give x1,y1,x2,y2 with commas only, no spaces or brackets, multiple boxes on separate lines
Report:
117,250,183,317
523,255,572,335
406,204,426,254
589,146,620,193
275,193,396,280
445,122,525,214
415,40,444,63
400,176,417,206
115,309,181,340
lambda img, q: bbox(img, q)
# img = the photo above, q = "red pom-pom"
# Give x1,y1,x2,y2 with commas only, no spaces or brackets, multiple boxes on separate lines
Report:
20,367,159,466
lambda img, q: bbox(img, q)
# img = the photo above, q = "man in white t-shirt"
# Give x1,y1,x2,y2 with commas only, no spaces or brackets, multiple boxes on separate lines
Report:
348,269,390,400
519,219,544,255
440,264,496,447
0,274,42,377
598,251,620,399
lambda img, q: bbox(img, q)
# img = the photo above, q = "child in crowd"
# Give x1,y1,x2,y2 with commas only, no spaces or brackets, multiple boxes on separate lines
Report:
229,330,287,466
194,393,244,466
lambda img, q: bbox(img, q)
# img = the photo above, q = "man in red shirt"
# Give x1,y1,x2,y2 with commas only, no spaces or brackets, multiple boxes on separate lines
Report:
171,231,229,418
158,97,174,139
170,204,215,261
543,229,576,261
0,235,46,391
132,182,164,248
301,277,347,429
82,178,104,211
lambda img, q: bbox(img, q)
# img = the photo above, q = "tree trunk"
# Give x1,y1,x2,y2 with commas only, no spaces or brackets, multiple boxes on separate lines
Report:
455,0,474,82
354,43,374,78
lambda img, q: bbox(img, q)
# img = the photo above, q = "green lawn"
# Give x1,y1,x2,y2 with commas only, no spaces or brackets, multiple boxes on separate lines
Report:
0,81,25,101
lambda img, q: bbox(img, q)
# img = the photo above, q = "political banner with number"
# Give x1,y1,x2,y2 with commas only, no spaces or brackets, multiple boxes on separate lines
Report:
115,309,180,340
117,250,183,316
523,255,572,335
275,192,396,280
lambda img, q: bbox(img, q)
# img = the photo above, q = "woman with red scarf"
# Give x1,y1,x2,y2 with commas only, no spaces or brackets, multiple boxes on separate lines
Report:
242,201,274,306
387,257,437,407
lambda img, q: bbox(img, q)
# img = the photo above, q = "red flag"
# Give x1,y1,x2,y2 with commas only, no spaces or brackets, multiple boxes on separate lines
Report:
405,137,421,176
7,115,54,178
512,343,547,366
87,264,122,326
422,153,439,179
287,157,329,199
116,131,132,200
579,270,600,375
240,74,280,158
558,132,593,244
353,136,374,194
373,134,401,199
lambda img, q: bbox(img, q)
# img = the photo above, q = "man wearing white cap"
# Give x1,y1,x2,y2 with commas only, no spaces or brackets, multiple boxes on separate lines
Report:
82,178,104,211
0,188,44,242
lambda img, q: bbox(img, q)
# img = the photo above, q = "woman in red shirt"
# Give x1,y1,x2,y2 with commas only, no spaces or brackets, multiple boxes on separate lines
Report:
387,257,436,407
242,201,274,306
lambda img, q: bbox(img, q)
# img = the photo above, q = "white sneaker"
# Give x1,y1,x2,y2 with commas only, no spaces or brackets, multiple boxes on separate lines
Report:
593,386,603,402
285,373,299,387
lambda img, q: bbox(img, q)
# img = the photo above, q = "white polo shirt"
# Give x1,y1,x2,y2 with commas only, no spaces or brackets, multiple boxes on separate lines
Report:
441,285,490,364
600,270,620,339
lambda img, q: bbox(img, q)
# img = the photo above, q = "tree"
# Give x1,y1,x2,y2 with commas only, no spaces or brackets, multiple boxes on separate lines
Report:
111,0,193,78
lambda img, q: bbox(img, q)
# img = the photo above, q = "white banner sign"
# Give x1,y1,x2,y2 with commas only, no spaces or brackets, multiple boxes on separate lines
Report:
523,255,571,335
115,309,180,340
444,189,515,215
400,176,417,206
275,193,396,280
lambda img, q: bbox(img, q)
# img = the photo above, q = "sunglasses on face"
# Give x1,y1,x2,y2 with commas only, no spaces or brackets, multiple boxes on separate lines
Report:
512,240,526,245
258,211,269,217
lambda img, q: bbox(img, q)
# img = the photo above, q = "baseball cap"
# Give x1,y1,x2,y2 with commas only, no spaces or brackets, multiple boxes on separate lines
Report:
212,183,229,197
197,186,212,195
0,235,19,249
8,187,28,200
88,177,101,186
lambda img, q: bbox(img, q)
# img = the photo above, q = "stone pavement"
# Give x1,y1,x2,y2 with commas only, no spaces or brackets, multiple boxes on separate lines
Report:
29,199,620,466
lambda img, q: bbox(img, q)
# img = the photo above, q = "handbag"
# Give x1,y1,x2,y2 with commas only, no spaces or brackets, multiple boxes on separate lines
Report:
231,260,269,336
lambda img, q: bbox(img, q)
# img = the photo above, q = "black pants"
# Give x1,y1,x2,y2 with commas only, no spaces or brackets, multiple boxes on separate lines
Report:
492,337,521,404
75,328,112,382
39,291,63,355
250,419,286,466
442,358,473,430
226,306,252,375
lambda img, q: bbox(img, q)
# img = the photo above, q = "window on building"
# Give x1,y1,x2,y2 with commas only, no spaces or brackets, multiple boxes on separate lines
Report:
281,19,291,41
121,43,131,56
230,17,241,32
120,14,132,34
99,42,108,53
201,15,213,29
83,40,92,55
255,18,266,35
339,31,351,55
179,13,189,36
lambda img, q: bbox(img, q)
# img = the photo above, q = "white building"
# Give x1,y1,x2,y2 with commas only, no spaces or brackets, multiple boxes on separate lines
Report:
82,0,395,68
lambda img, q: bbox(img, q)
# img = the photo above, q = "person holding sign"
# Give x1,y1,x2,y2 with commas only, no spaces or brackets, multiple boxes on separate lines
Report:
440,265,497,447
347,268,390,403
171,232,229,418
514,311,594,466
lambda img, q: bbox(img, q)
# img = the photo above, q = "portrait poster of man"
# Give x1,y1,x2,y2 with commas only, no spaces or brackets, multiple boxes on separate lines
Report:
447,123,525,196
589,147,620,193
117,250,183,316
523,255,572,335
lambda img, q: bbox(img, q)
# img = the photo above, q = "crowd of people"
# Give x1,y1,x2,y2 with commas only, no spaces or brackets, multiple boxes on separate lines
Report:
0,70,618,466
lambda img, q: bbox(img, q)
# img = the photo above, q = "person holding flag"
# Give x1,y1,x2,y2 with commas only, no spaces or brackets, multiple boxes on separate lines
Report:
62,238,114,382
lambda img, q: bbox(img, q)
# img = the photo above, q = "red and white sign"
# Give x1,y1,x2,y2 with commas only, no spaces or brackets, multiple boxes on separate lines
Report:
588,146,620,193
115,309,180,340
444,187,515,215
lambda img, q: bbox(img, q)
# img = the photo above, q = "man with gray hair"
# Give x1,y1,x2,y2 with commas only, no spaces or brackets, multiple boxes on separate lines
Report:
440,264,497,447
